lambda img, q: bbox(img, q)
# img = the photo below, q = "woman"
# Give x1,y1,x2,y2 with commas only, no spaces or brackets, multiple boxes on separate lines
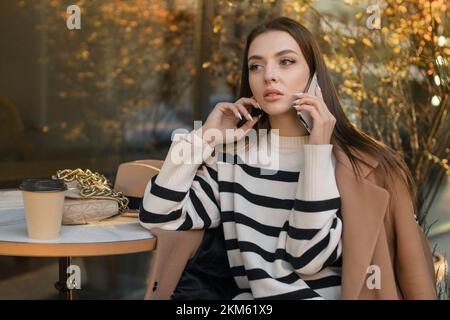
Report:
139,17,436,300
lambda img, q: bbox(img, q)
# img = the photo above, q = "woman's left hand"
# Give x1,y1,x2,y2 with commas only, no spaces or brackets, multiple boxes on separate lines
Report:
292,86,336,145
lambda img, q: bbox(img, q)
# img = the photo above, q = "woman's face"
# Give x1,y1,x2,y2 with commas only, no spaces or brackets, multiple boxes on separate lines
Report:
247,31,310,116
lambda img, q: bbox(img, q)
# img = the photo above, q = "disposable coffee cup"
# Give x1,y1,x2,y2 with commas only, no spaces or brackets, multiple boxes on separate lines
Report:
19,179,67,240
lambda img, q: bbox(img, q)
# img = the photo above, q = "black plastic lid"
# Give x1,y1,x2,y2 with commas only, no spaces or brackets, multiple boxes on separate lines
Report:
19,179,67,192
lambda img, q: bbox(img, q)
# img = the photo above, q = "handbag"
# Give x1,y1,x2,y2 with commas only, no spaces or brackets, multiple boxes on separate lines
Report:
53,168,129,225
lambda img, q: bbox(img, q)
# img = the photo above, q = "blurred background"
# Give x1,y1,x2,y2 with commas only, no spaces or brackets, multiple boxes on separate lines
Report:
0,0,449,299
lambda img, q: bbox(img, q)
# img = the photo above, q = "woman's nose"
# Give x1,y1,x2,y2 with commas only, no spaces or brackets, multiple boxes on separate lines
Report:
264,64,279,83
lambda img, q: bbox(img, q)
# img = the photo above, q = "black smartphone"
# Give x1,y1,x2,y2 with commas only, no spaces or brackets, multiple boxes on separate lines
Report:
236,101,263,128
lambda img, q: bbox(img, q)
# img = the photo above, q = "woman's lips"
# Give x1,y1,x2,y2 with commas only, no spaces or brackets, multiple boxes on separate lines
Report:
264,94,283,102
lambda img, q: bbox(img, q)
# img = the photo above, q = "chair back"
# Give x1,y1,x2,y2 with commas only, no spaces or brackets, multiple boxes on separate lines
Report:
114,159,163,210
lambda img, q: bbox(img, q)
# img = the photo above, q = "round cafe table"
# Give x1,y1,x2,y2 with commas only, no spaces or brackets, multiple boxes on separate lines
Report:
0,190,156,300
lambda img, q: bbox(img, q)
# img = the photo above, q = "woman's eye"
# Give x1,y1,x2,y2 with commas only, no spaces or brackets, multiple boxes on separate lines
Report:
249,59,295,71
281,58,295,65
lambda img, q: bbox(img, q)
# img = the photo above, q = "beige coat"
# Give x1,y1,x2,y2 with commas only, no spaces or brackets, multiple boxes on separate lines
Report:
144,144,437,300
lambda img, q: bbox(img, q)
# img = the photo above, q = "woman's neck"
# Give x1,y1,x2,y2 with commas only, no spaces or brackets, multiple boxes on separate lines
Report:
268,112,309,137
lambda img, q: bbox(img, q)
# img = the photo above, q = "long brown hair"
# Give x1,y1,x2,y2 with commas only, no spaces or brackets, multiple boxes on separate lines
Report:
238,16,417,209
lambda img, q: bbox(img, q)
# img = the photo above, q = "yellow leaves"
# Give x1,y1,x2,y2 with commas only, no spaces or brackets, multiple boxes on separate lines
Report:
323,35,331,43
343,69,354,78
152,38,163,45
122,78,135,85
353,90,364,101
292,2,307,13
398,6,407,13
95,81,108,89
343,80,353,87
388,35,399,46
154,63,171,72
362,38,373,47
156,9,168,18
213,16,223,33
354,12,363,19
80,49,89,60
143,27,153,34
142,10,150,19
101,4,114,15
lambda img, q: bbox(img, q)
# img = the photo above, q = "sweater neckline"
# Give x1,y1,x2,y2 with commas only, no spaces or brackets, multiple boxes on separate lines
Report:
268,129,309,150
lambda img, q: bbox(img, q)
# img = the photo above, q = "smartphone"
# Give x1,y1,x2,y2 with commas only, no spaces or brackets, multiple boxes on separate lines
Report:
295,72,318,133
236,98,263,128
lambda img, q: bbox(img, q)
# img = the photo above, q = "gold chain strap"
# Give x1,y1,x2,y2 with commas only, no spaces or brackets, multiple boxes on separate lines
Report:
55,168,129,213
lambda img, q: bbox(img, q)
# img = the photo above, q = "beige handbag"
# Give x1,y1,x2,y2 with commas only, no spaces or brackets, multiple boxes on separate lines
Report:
54,169,129,225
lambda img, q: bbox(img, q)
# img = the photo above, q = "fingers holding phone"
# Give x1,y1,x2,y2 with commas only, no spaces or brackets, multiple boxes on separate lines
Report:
199,97,263,146
292,86,336,144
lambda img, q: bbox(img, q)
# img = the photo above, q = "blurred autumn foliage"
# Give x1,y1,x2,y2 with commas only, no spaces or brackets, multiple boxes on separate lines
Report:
209,0,449,226
15,0,449,224
312,0,449,227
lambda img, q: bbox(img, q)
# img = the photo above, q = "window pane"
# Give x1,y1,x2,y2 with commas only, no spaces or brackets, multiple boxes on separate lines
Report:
0,0,199,187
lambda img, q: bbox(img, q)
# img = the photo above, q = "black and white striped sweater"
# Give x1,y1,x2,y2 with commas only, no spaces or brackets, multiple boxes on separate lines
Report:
139,128,343,300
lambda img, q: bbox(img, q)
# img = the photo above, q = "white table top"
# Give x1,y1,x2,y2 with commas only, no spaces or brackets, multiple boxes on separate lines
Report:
0,190,154,244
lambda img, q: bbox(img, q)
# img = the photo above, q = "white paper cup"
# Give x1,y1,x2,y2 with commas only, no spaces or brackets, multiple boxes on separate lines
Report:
19,179,67,240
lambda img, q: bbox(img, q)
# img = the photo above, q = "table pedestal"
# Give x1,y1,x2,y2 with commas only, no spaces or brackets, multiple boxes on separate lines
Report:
54,257,73,300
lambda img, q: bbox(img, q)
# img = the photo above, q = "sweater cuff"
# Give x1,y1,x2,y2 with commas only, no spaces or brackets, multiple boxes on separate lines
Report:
297,144,339,201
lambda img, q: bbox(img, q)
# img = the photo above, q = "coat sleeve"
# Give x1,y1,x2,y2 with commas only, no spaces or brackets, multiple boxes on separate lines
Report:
391,171,437,299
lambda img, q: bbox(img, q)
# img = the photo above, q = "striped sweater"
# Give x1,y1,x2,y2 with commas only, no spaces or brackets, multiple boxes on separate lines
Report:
139,128,343,300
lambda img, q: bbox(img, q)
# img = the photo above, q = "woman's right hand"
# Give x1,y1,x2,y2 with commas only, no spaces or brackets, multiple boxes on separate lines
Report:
196,97,262,147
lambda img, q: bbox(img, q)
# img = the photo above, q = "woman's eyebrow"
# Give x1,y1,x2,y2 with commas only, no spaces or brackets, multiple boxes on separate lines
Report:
248,49,298,62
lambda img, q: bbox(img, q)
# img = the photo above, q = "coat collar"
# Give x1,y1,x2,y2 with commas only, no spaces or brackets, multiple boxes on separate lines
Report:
332,143,380,178
332,143,390,299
